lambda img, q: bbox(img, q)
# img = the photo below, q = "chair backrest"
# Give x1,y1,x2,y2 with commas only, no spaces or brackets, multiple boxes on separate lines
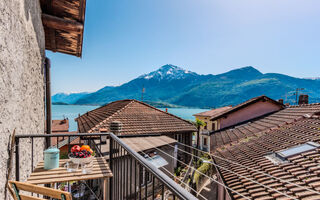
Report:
8,181,72,200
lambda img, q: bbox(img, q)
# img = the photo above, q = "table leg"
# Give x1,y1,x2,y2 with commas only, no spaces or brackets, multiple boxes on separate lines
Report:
103,179,107,200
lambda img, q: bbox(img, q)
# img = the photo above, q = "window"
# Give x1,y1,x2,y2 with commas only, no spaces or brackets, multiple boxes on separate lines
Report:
204,124,207,130
203,137,208,146
276,142,320,159
175,134,183,143
265,142,320,164
212,122,216,131
146,155,168,168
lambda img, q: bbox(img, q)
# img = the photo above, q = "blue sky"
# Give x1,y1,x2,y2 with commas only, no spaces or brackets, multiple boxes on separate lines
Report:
48,0,320,94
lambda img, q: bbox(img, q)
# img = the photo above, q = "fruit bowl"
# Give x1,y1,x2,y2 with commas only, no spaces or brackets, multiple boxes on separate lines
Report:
69,145,94,165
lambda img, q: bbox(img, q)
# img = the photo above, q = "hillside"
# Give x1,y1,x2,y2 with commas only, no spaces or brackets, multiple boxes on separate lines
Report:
52,65,320,108
52,92,89,104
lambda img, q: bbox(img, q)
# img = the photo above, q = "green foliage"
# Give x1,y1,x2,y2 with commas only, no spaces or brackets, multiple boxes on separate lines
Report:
174,167,182,176
60,152,69,159
193,159,212,185
195,119,206,129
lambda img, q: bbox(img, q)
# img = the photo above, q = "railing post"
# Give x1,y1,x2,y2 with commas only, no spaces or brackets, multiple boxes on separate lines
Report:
15,137,19,181
45,57,52,148
109,136,113,200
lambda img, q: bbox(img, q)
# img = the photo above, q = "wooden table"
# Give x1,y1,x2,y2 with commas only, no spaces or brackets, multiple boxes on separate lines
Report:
27,157,113,200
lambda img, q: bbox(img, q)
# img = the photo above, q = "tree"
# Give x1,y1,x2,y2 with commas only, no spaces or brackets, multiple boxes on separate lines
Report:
195,119,206,150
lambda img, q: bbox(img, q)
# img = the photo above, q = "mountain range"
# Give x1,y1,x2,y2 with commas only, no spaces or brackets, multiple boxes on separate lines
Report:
52,65,320,108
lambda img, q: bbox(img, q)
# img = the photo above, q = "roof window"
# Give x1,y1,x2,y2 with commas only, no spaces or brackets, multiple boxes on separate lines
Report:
265,142,320,164
145,152,168,168
276,142,320,159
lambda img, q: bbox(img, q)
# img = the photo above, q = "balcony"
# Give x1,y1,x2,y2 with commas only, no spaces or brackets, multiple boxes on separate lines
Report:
13,133,197,200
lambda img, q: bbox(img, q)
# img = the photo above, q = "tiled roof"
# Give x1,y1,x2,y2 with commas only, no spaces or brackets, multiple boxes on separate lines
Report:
210,95,284,121
193,106,232,118
100,136,177,154
76,99,197,135
121,136,177,152
214,115,320,200
51,131,79,147
211,103,320,149
52,119,69,132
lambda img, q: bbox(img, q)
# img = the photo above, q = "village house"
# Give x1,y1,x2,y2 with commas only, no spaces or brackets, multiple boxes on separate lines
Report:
210,97,320,151
52,119,69,133
50,119,82,156
213,105,320,199
194,95,284,151
76,99,197,163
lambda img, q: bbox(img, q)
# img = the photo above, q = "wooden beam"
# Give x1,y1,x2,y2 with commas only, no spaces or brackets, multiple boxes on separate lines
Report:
42,13,83,33
50,28,57,52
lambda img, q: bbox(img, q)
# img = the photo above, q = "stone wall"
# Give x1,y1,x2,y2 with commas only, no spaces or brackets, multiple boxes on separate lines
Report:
0,0,45,199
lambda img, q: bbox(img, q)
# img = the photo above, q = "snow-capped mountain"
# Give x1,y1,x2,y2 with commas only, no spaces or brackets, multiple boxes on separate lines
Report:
139,64,198,80
53,64,320,108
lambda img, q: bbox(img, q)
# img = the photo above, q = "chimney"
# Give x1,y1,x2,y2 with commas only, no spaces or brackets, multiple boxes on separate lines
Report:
299,95,309,105
110,121,123,135
278,99,284,104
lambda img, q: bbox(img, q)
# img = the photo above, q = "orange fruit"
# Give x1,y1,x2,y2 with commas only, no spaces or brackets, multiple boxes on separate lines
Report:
80,145,91,151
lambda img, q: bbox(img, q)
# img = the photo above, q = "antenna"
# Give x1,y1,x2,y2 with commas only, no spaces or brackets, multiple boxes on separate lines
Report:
293,88,304,105
141,86,145,102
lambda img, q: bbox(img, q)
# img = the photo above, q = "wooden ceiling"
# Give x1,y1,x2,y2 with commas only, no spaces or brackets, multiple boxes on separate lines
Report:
40,0,86,57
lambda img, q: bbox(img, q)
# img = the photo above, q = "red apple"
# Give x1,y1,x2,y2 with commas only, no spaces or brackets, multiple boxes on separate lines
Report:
71,145,81,153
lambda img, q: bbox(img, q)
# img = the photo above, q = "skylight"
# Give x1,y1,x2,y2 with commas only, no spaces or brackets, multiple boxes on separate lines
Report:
146,155,168,168
265,142,320,165
276,142,320,159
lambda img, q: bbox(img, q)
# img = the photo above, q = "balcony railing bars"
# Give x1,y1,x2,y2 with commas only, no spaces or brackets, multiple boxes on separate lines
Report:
14,133,197,200
14,133,108,182
109,133,197,200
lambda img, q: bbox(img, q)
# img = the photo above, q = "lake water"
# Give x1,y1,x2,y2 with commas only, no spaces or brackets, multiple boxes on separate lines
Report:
52,105,209,131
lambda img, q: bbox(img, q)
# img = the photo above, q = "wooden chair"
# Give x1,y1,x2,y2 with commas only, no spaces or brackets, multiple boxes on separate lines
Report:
8,181,72,200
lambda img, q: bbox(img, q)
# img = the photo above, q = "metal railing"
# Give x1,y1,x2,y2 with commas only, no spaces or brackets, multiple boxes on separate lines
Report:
14,133,108,182
109,133,197,200
14,132,197,200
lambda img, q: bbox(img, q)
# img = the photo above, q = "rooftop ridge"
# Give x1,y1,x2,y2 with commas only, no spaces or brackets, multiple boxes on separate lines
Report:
88,100,135,133
209,95,284,121
213,111,320,153
288,102,320,108
133,100,196,127
77,99,196,134
75,99,131,121
211,103,320,150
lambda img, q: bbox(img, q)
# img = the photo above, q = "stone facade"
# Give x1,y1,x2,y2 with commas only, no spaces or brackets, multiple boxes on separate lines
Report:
0,0,45,199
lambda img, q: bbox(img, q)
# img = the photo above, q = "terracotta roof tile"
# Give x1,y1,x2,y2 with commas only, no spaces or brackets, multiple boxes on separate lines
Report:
193,106,232,118
210,95,284,121
76,99,196,135
52,119,69,132
213,116,320,199
211,104,320,149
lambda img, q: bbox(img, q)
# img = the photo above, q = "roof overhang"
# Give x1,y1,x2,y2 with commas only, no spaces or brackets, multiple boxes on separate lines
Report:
40,0,87,57
210,96,285,121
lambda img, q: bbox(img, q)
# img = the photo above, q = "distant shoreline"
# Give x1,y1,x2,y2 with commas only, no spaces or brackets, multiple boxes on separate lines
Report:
52,102,210,109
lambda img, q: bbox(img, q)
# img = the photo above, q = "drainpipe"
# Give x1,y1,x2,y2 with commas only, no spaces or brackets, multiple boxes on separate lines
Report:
45,58,51,148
